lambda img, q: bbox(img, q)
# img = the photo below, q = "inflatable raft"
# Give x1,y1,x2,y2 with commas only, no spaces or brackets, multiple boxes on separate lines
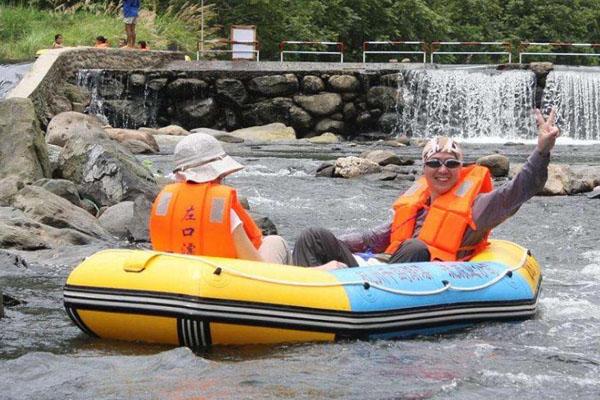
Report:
64,240,541,348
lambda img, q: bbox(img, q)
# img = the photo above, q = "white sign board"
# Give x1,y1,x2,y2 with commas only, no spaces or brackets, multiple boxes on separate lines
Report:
231,25,256,60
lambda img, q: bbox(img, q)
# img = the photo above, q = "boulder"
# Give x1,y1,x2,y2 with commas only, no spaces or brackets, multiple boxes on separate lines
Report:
0,98,51,183
315,163,336,178
477,154,510,177
242,97,295,127
0,206,98,249
157,125,190,136
62,82,91,106
0,176,24,206
250,212,278,236
12,185,111,240
289,105,313,133
47,144,62,176
307,132,340,144
529,62,554,77
58,137,159,207
105,128,160,153
32,178,82,207
367,86,401,112
588,186,600,199
98,195,151,242
46,111,108,147
166,78,209,99
215,78,248,107
302,75,325,94
510,163,600,195
171,98,218,130
154,135,185,154
128,73,146,89
248,74,299,97
230,123,296,142
343,103,358,122
380,73,404,87
334,156,381,178
314,119,345,135
365,171,398,181
328,75,360,92
378,113,400,133
293,93,343,116
360,150,406,166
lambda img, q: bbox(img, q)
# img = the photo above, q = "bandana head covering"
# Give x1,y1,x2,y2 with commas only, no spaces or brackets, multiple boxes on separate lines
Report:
422,136,463,161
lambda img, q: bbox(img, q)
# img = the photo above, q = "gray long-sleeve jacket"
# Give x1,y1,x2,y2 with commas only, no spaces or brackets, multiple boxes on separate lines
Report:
339,148,550,257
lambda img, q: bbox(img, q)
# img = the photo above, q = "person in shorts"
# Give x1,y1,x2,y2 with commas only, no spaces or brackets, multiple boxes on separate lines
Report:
123,0,140,48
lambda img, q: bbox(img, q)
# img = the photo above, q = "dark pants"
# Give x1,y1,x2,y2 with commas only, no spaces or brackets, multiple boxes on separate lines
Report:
292,228,431,267
292,228,358,267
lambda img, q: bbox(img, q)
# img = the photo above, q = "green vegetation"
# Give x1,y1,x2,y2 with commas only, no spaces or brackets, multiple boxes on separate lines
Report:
2,0,600,63
0,1,216,62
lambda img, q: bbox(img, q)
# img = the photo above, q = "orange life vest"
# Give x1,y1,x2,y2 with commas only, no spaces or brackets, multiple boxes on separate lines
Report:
149,182,263,258
385,165,493,261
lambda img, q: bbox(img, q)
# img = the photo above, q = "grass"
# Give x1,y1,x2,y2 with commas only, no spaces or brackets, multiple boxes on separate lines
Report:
0,4,216,62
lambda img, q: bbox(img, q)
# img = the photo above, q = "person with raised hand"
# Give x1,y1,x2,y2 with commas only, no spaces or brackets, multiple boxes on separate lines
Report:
292,108,559,268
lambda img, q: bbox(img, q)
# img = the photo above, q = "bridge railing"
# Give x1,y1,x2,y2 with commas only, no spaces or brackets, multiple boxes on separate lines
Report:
430,41,512,64
362,41,427,63
279,41,344,63
518,42,600,63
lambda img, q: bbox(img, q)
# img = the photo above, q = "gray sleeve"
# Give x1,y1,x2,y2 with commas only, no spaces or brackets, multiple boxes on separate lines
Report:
472,148,550,232
337,221,392,254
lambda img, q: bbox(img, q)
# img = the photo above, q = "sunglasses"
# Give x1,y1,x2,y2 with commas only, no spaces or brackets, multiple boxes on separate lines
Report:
424,158,462,169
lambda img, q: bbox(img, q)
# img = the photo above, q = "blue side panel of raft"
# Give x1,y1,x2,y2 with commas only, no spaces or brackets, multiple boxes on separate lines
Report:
331,261,534,313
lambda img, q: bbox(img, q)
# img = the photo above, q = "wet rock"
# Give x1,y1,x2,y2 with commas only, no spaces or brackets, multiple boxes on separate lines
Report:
293,93,342,116
316,163,336,177
511,164,600,195
62,83,91,107
58,137,159,207
328,75,360,92
529,62,554,77
341,92,358,101
302,75,325,94
356,111,373,127
102,99,149,129
334,156,381,178
250,212,278,236
105,128,159,153
343,103,357,122
249,74,299,97
289,105,313,133
157,125,190,136
47,144,62,176
98,77,124,98
308,132,339,144
0,98,51,183
588,186,600,199
0,250,29,272
243,97,295,127
216,78,247,107
360,150,407,166
46,111,108,147
171,98,218,130
477,154,510,177
380,73,404,87
367,86,401,112
128,73,146,88
147,78,168,92
12,185,111,240
230,123,296,142
379,112,400,133
166,78,208,99
315,119,344,135
365,171,398,181
32,178,82,207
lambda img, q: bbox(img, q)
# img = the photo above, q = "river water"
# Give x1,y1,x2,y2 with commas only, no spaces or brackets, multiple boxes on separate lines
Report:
1,140,599,399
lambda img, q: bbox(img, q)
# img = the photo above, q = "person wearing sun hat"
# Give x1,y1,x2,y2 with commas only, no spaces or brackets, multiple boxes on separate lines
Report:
149,133,291,264
292,108,560,268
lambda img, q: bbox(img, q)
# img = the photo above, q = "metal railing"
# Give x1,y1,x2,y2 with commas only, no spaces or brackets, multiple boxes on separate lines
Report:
518,42,600,63
362,41,426,63
279,41,344,63
430,41,512,64
197,39,260,61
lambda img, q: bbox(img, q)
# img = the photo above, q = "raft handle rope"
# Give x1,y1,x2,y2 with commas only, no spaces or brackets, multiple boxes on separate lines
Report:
164,249,531,297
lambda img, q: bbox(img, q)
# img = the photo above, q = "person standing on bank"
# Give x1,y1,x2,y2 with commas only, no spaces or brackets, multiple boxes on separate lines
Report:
292,108,560,269
123,0,140,48
149,133,292,265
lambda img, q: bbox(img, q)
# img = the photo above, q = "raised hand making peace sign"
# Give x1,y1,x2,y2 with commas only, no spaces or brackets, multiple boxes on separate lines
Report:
535,107,560,155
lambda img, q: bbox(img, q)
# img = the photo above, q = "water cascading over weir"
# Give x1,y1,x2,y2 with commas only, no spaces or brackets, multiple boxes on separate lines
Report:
77,65,600,143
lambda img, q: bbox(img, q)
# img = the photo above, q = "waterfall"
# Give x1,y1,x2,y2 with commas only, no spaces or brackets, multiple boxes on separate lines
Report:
0,62,33,99
542,70,600,141
76,69,108,124
400,69,537,141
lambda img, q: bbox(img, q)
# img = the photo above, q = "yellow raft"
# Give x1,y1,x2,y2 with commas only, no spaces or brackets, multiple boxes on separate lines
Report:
64,239,541,348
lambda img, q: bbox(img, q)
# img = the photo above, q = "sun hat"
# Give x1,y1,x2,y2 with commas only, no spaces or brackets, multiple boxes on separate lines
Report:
172,133,244,183
422,136,463,161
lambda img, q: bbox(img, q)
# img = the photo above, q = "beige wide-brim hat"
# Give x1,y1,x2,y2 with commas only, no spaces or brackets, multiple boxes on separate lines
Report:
173,133,244,183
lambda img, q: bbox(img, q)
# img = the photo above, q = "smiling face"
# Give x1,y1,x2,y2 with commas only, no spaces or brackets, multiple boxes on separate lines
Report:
423,152,462,200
